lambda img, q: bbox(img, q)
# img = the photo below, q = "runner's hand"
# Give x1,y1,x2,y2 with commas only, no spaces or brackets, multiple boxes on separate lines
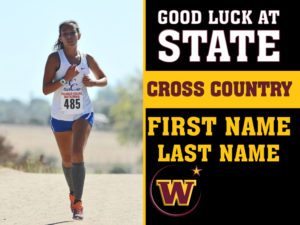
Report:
64,64,80,81
83,74,95,87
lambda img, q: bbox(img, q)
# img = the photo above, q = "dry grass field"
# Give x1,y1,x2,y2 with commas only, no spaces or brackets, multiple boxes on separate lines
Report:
0,124,142,173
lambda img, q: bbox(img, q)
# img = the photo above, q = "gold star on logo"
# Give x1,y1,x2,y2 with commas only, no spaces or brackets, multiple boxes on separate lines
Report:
191,166,202,177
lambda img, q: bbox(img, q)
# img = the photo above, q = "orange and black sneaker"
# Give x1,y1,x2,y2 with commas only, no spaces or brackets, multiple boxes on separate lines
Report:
69,194,75,212
73,201,84,220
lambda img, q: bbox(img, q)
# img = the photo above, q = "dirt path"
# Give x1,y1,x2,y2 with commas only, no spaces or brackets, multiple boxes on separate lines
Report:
0,169,143,225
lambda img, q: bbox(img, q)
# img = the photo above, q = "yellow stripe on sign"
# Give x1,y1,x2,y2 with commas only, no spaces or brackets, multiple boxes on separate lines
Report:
144,71,300,108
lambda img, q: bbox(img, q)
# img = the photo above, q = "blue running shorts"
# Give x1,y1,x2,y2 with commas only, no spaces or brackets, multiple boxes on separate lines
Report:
50,112,94,132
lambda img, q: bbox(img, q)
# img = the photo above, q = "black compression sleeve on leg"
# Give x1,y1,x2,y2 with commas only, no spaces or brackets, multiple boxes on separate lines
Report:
62,164,74,192
71,162,86,200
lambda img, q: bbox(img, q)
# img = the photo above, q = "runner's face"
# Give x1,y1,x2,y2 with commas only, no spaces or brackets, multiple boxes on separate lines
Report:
59,24,81,48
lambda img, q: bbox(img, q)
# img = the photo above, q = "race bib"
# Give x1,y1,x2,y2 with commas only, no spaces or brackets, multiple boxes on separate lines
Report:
61,91,84,114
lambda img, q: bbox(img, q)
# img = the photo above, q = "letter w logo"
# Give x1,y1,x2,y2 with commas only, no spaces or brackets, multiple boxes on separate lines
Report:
156,180,196,206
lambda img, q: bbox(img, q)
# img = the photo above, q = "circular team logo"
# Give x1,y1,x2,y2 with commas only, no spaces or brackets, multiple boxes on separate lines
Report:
149,164,203,217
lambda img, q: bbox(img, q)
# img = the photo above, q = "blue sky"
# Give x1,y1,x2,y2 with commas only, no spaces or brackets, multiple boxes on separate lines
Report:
0,0,142,103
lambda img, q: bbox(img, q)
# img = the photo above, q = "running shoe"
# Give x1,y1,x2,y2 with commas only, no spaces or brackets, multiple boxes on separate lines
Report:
73,201,84,220
69,194,75,212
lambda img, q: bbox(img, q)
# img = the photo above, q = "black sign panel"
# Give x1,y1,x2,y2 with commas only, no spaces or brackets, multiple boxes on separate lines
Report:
146,108,297,224
146,2,299,71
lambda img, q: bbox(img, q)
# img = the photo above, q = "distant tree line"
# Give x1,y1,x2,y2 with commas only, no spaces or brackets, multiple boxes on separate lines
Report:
0,71,143,172
0,99,51,125
0,71,143,145
94,70,143,145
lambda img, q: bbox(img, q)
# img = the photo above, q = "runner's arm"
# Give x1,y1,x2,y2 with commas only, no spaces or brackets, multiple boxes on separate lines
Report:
43,53,79,95
85,54,107,87
43,53,63,95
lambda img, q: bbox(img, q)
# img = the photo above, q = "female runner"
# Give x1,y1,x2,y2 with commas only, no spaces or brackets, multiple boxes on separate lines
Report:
43,20,107,220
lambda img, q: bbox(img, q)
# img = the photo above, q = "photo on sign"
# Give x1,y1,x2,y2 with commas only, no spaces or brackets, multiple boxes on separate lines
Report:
0,0,142,224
